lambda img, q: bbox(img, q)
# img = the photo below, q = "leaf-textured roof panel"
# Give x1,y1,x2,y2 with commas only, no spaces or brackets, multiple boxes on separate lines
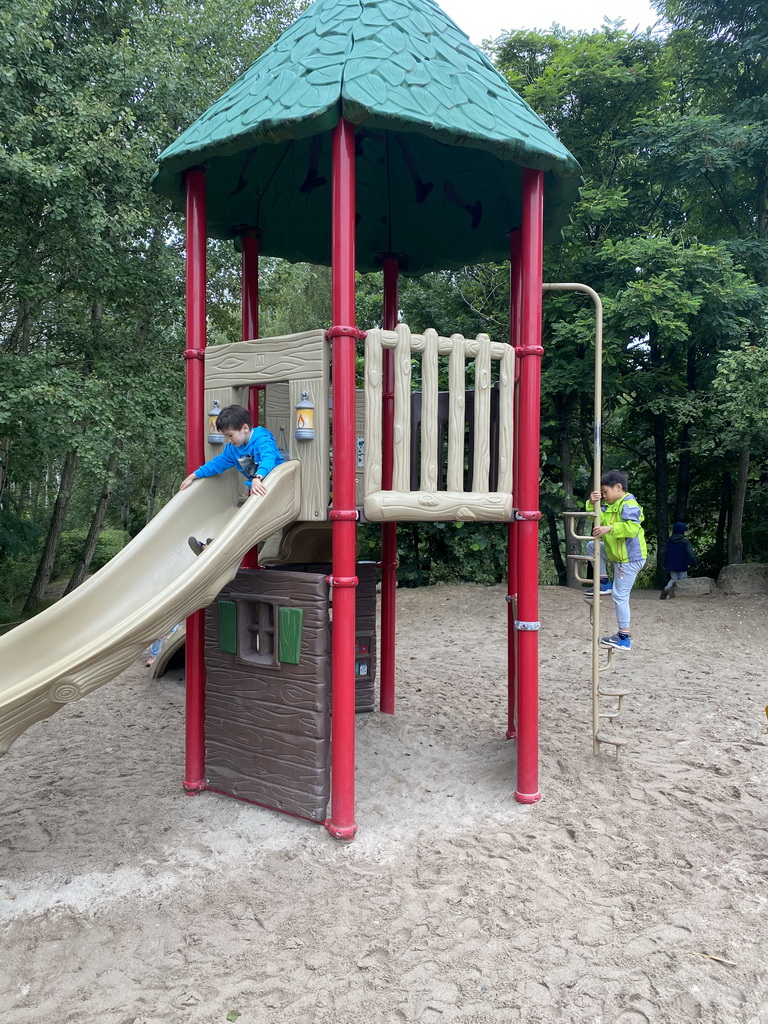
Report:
152,0,582,271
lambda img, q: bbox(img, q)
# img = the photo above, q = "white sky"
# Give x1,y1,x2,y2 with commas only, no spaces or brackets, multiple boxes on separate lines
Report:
436,0,662,44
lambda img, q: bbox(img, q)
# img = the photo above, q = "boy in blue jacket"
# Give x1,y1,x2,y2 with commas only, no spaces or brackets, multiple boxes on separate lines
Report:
180,403,284,499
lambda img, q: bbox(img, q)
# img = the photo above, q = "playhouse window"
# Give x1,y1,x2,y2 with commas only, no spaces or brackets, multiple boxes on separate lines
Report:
241,600,277,665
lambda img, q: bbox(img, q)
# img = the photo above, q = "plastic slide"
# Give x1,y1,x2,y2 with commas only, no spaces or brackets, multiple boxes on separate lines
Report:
0,461,301,756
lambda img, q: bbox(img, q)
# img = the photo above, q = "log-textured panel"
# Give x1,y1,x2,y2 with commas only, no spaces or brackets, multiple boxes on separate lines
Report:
364,325,515,522
267,561,378,713
205,569,331,821
204,330,329,522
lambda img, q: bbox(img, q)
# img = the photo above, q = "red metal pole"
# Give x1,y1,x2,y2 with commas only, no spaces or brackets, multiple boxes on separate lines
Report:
514,169,544,804
327,117,359,840
379,257,398,714
183,168,207,794
507,229,522,740
242,232,259,341
241,232,261,571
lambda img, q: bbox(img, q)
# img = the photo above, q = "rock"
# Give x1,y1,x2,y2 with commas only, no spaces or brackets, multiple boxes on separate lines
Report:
671,577,717,597
717,562,768,595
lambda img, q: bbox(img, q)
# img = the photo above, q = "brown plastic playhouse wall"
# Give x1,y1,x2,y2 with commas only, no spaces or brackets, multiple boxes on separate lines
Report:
204,563,378,821
205,568,331,821
268,561,378,714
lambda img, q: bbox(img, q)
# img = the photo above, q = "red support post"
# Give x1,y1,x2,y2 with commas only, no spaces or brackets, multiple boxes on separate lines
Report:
242,232,259,342
183,168,207,795
514,168,544,805
327,117,359,840
241,232,261,571
507,229,522,740
379,257,398,714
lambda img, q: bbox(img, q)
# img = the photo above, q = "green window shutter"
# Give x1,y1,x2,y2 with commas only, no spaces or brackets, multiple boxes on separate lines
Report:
217,600,238,655
278,606,303,664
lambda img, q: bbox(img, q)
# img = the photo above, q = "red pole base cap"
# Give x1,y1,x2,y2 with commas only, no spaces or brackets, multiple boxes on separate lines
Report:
325,820,359,841
514,790,542,805
183,778,206,795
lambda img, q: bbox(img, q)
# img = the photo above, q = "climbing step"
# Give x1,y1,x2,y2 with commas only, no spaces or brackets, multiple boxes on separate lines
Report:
595,731,628,747
598,685,630,698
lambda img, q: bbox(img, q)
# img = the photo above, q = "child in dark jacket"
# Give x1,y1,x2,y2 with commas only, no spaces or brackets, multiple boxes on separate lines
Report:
660,522,698,599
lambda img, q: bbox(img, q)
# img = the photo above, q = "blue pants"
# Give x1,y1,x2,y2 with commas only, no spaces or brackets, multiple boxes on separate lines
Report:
587,540,646,631
663,570,688,592
148,622,182,659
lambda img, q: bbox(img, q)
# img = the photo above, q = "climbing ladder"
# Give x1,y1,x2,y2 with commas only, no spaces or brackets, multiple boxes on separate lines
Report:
544,282,630,759
564,510,629,758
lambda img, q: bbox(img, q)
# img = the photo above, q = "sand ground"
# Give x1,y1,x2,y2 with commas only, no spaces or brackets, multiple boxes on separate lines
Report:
1,584,767,1024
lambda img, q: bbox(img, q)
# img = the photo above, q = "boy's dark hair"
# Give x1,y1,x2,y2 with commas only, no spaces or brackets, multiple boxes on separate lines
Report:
216,404,252,431
600,469,628,490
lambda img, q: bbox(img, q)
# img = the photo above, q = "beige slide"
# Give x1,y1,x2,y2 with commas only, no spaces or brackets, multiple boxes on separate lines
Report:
0,461,301,756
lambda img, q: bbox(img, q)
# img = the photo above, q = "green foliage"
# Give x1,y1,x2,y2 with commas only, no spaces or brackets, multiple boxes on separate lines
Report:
0,555,38,621
53,528,129,577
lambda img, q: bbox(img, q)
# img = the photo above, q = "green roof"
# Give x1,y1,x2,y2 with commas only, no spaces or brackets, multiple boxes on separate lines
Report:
152,0,582,274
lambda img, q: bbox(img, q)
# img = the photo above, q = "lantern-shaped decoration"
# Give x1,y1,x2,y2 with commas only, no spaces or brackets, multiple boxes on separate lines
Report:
208,399,224,445
295,390,315,441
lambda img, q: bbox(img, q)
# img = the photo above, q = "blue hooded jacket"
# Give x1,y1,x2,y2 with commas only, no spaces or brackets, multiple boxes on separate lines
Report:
193,426,284,487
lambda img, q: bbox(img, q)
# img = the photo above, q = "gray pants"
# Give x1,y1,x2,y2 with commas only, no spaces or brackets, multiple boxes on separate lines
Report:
587,540,646,631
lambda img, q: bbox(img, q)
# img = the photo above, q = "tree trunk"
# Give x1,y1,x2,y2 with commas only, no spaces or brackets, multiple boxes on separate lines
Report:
652,410,669,588
23,448,79,613
559,431,581,587
0,435,9,506
64,453,118,594
715,469,730,569
674,344,697,523
147,470,158,523
727,440,750,565
546,510,567,586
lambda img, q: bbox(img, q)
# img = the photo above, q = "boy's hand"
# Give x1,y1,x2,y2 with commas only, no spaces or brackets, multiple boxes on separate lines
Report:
592,525,612,537
589,490,602,503
179,473,197,491
250,476,267,497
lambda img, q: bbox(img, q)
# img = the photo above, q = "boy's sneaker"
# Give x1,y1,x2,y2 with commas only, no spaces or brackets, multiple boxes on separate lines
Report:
584,579,613,597
188,536,213,556
599,633,631,652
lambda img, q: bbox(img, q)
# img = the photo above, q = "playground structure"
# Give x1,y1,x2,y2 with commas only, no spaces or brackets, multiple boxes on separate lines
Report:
0,0,589,838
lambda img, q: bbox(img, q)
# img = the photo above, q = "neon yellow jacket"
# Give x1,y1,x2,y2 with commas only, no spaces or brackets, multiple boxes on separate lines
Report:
586,492,647,563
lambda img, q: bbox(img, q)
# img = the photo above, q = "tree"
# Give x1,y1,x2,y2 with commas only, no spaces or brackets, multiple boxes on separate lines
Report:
0,0,306,609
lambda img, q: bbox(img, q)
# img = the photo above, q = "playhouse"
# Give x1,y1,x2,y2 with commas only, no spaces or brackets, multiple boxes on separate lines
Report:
0,0,582,840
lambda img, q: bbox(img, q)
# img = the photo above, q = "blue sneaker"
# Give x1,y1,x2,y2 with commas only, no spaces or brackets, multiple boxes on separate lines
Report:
599,633,631,651
584,579,613,597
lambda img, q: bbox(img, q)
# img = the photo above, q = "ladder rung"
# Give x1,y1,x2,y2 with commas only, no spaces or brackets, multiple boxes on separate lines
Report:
595,731,628,747
567,553,592,561
598,686,630,697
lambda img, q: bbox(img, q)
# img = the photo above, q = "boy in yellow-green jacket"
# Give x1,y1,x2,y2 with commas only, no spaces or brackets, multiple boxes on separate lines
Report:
585,469,647,652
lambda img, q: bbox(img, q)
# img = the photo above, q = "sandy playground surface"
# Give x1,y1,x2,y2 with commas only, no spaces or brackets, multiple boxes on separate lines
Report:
1,583,767,1024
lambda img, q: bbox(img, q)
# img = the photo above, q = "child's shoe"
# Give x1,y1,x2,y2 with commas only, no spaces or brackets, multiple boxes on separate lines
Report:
599,633,631,651
188,536,213,556
584,578,612,597
659,589,669,600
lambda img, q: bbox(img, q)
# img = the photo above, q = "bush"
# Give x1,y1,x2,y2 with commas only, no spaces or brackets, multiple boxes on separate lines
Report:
54,529,130,577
